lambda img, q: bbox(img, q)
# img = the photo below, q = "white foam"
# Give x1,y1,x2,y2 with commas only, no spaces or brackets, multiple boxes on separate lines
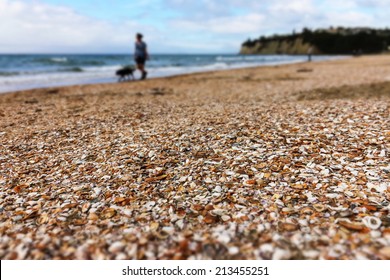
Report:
216,55,265,62
216,55,301,63
0,69,118,93
50,57,68,63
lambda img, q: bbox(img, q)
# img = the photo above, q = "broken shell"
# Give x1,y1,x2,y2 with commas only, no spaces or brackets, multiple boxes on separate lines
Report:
362,216,382,230
204,213,218,224
88,213,99,221
338,220,365,231
81,202,91,213
150,222,159,231
100,208,117,219
221,215,231,222
379,247,390,259
313,204,326,212
228,246,239,255
210,209,225,216
36,213,49,225
272,248,292,260
161,227,175,235
109,242,125,254
176,219,184,229
279,222,299,232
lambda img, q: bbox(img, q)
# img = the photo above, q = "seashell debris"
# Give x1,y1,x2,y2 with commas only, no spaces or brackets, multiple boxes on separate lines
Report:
1,55,390,260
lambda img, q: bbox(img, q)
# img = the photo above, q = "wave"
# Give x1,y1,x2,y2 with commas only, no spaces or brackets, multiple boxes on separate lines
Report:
85,61,106,66
32,57,106,66
216,55,291,62
0,67,84,76
58,67,84,73
34,57,67,64
0,65,120,78
51,57,68,63
83,65,121,73
216,56,258,62
0,71,19,77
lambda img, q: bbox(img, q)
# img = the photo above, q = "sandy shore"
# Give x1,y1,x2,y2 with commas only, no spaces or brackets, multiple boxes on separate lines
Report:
0,55,389,260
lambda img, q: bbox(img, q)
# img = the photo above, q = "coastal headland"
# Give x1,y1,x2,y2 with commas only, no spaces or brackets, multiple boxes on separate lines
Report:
240,27,390,55
0,55,389,260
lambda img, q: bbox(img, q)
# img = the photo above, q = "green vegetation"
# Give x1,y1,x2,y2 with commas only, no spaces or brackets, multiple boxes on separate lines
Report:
240,27,390,55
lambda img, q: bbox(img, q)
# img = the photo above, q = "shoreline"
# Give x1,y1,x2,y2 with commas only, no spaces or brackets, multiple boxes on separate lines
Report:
1,55,389,260
0,55,384,101
0,54,347,95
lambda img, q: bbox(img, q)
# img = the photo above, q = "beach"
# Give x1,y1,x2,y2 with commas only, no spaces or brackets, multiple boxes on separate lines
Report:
0,55,389,259
0,54,337,93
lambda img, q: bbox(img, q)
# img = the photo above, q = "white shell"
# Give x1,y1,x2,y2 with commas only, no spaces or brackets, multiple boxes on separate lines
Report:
362,216,382,230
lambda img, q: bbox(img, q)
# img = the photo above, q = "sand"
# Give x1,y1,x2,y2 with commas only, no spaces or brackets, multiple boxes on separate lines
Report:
0,55,389,260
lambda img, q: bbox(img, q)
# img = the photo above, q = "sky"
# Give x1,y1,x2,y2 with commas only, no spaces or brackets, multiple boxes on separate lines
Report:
0,0,390,54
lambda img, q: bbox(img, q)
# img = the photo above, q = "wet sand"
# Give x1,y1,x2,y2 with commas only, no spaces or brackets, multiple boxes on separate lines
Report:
0,55,389,259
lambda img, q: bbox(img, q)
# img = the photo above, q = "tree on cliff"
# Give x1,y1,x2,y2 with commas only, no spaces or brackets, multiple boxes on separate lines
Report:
241,27,390,55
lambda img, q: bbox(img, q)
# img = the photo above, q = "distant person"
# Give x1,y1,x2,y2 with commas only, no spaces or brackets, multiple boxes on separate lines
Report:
307,47,313,62
134,33,149,80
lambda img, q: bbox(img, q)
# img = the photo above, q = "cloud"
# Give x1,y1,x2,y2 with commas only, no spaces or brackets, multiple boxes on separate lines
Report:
269,0,316,14
0,0,149,53
357,0,390,7
165,0,381,36
170,13,265,34
165,0,248,18
326,11,375,27
1,0,390,53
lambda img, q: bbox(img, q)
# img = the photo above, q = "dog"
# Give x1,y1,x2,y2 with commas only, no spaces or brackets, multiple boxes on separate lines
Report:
116,66,135,82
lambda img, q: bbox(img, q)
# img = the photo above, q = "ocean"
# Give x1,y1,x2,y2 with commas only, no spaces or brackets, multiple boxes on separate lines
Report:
0,54,339,93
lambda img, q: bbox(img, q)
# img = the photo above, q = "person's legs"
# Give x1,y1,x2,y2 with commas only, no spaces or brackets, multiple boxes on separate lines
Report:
141,69,147,80
136,63,147,80
137,63,144,72
135,57,147,80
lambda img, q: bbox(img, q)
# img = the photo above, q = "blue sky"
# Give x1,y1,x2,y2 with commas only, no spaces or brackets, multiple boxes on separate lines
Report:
0,0,389,53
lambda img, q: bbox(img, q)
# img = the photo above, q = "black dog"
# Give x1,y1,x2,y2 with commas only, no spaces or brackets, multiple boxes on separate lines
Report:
116,66,135,82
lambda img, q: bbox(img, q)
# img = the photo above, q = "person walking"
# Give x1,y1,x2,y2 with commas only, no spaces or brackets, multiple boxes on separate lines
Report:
307,47,313,62
134,33,149,80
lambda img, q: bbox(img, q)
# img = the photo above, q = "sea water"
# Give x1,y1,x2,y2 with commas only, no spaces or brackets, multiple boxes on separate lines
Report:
0,54,339,93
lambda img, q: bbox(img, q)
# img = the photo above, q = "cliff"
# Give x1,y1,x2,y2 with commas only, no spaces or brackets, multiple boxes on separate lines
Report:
240,27,390,55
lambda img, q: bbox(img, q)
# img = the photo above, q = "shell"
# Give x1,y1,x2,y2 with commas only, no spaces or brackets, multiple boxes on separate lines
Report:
362,216,382,230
